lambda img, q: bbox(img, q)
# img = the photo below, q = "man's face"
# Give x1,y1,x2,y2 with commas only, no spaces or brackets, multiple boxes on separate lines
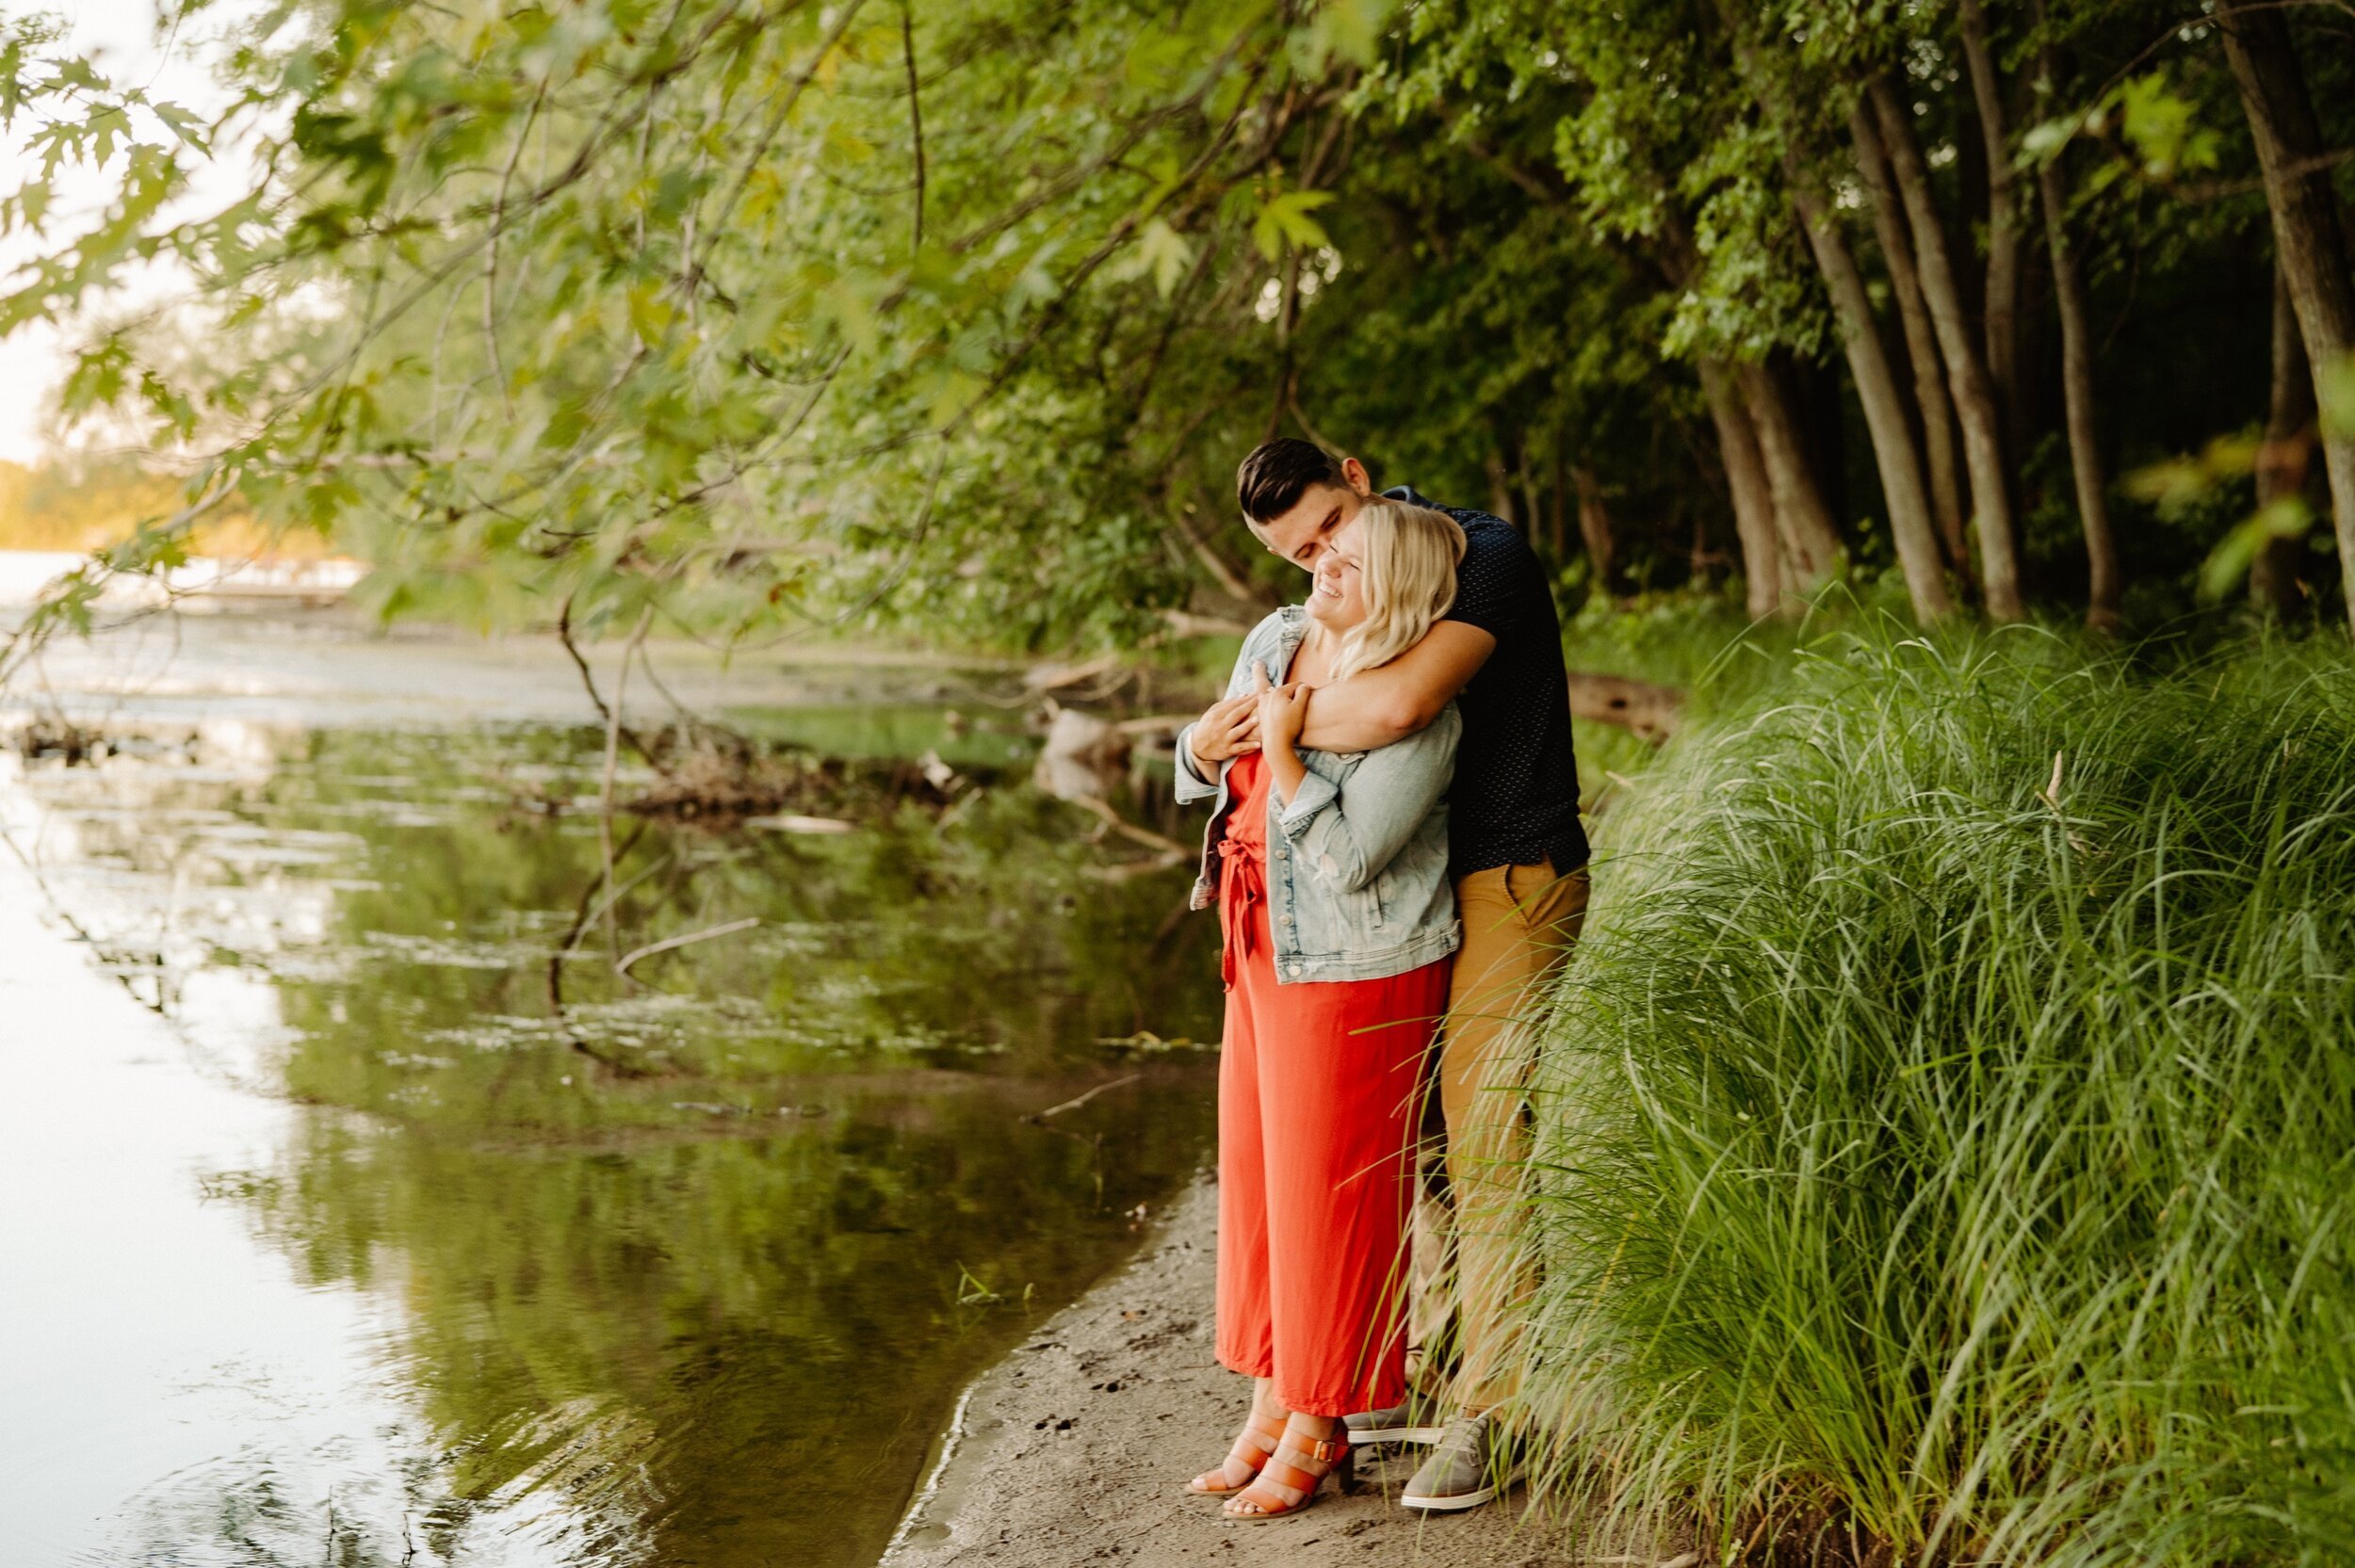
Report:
1256,461,1372,573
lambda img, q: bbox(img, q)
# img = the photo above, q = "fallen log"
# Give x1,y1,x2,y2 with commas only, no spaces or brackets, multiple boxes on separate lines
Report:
1567,671,1684,743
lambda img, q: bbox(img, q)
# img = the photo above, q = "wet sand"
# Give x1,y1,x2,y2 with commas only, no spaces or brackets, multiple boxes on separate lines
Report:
883,1177,1619,1568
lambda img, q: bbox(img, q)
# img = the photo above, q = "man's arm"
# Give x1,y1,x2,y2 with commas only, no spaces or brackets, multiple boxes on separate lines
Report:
1294,621,1495,752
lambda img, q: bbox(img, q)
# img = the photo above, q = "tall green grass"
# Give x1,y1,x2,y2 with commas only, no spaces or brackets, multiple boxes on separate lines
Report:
1521,627,2355,1564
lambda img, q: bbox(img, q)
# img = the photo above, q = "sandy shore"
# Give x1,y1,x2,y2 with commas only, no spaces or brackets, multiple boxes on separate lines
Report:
883,1176,1621,1568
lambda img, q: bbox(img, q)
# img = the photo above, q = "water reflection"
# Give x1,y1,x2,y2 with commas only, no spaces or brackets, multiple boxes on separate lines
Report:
5,720,1218,1566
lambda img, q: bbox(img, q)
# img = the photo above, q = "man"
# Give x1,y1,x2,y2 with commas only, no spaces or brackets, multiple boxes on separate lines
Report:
1180,438,1588,1512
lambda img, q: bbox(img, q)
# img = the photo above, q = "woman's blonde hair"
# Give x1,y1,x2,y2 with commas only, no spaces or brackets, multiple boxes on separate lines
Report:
1316,499,1467,682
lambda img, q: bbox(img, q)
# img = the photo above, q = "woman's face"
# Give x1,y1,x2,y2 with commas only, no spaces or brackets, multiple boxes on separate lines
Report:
1306,519,1369,633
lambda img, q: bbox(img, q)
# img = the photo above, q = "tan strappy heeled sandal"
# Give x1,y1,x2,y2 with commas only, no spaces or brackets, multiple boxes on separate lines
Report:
1184,1407,1288,1497
1219,1418,1354,1522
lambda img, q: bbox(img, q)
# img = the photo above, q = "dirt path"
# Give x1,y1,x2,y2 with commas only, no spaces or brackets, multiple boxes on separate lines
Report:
882,1176,1609,1568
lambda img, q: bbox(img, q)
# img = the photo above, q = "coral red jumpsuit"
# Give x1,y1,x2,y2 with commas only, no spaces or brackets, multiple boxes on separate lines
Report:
1212,751,1454,1417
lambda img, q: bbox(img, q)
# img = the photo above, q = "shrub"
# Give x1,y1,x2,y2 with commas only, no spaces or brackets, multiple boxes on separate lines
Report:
1523,627,2355,1565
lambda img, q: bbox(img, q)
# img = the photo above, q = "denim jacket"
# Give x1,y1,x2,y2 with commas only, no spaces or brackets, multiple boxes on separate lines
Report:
1174,606,1461,984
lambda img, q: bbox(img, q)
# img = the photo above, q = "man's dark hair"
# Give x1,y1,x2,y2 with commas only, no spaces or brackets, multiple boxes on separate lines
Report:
1236,438,1346,525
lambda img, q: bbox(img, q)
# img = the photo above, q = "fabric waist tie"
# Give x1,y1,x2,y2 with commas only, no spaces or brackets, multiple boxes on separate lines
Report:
1217,839,1266,989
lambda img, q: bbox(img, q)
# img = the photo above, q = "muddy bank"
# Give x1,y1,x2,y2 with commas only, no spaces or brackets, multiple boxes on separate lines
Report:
884,1177,1635,1568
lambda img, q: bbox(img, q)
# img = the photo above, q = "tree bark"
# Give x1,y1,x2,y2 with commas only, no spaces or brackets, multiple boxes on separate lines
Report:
1736,357,1843,586
1546,447,1571,563
2218,1,2355,632
1851,100,1968,575
1871,75,2024,620
1957,0,2022,426
1518,465,1547,554
1570,462,1620,597
2253,261,2316,618
1700,357,1789,618
1483,447,1520,527
2038,135,2120,633
1786,159,1954,620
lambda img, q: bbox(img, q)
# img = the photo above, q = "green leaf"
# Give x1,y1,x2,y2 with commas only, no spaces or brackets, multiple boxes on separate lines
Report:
150,100,209,152
2115,72,2217,179
625,282,674,348
2199,497,2312,603
2020,115,2076,164
1251,189,1335,262
1132,218,1193,297
1295,0,1401,71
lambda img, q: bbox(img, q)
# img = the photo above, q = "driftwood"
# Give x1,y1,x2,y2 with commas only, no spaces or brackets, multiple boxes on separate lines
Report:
1023,652,1128,692
1161,608,1255,639
1033,706,1130,800
1567,671,1685,743
1065,793,1190,859
615,916,761,977
1024,1073,1144,1123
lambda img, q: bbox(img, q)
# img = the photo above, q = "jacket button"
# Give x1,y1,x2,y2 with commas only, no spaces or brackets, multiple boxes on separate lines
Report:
1286,962,1301,976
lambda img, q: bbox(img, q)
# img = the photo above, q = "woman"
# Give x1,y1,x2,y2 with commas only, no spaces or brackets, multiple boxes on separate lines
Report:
1170,499,1467,1522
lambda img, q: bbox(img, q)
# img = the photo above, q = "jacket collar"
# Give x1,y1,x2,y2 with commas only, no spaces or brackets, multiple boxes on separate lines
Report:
1268,605,1309,680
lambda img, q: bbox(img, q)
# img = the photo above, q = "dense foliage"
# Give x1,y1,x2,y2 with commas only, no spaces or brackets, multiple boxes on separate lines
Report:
1,0,2352,661
1527,631,2355,1563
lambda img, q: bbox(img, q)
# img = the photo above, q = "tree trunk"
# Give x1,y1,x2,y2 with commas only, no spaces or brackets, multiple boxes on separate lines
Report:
1570,463,1620,598
1547,447,1571,563
2253,261,2316,618
1518,467,1547,553
1786,159,1954,620
1958,0,2022,428
2038,135,2120,633
1871,75,2024,621
1700,357,1789,618
1483,447,1520,527
1736,358,1843,586
1852,100,1968,575
2218,0,2355,632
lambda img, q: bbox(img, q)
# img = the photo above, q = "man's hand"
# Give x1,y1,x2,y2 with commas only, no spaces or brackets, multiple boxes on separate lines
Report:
1257,681,1312,754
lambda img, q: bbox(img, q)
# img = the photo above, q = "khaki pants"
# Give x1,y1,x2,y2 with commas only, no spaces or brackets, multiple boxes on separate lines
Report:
1407,858,1589,1414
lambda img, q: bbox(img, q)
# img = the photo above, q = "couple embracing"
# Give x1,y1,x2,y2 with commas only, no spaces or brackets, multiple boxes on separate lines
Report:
1172,439,1589,1522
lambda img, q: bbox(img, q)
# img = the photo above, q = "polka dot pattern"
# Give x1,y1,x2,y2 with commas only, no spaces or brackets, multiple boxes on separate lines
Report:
1386,486,1588,877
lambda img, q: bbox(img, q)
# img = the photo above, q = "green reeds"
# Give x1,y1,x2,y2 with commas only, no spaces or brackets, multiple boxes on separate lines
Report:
1519,626,2355,1565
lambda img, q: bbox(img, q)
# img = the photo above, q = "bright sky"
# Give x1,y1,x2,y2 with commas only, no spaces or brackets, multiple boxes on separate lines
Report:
0,1,257,465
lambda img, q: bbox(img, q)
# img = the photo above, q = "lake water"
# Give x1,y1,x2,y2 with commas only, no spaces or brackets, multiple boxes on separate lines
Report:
0,609,1220,1567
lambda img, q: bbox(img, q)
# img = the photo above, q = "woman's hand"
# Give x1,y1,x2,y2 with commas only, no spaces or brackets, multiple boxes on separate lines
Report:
1257,681,1313,754
1258,681,1313,808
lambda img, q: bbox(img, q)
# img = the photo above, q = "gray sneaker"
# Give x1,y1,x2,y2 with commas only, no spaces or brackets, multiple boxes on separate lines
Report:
1342,1395,1445,1447
1400,1414,1519,1511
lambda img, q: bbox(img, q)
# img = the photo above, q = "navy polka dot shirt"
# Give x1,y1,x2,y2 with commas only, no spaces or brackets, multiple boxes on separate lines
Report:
1386,486,1588,878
